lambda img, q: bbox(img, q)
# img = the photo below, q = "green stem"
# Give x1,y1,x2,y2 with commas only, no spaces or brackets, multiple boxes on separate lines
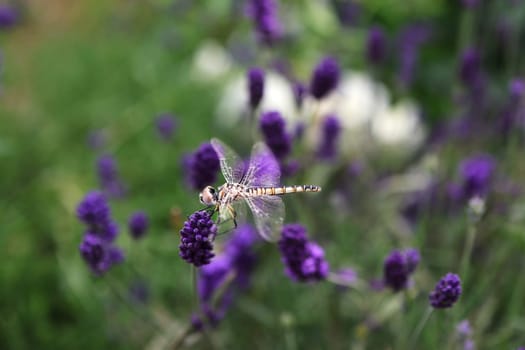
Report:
460,221,477,284
409,307,433,349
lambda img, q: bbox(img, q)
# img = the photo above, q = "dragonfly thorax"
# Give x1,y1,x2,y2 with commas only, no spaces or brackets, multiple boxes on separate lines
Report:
199,186,218,206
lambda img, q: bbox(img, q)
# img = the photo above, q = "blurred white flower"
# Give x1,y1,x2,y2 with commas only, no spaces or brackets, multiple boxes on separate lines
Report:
191,41,233,81
216,71,298,128
371,99,425,151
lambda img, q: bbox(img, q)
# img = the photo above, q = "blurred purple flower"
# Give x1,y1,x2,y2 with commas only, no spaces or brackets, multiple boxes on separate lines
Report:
79,233,124,276
383,248,420,291
198,255,231,303
86,130,106,151
461,0,479,8
333,1,361,27
155,114,177,141
367,26,387,65
259,111,292,160
459,154,496,199
247,67,265,110
224,224,258,289
0,5,17,30
128,211,149,239
404,248,420,274
459,47,482,89
397,24,431,87
245,0,283,46
179,210,216,267
76,191,119,242
193,225,258,329
456,320,472,338
500,78,525,134
97,154,126,198
293,81,306,109
129,280,150,304
463,339,475,350
317,115,341,160
309,56,340,100
183,142,220,191
429,273,462,308
278,224,329,282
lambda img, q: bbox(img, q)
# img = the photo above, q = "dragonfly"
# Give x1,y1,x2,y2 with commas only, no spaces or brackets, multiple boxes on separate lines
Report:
199,138,321,242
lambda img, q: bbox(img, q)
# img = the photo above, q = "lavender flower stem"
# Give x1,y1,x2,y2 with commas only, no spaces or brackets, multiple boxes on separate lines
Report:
460,222,477,283
409,307,433,348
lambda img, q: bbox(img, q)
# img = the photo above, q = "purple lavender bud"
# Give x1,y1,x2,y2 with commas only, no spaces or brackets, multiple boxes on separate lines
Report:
309,56,340,100
79,233,124,276
509,78,525,100
129,280,150,304
383,250,409,291
198,256,231,303
367,26,387,65
404,248,420,274
461,0,479,8
247,67,265,109
333,1,361,27
333,268,358,285
459,47,481,87
184,143,220,191
397,24,431,87
0,5,17,30
86,130,106,151
317,115,341,160
456,320,472,338
246,0,283,46
463,339,475,350
259,111,292,160
459,154,496,199
293,82,306,109
429,273,462,309
97,154,126,198
128,211,149,239
224,225,258,289
179,211,216,267
76,191,111,226
155,114,177,141
278,224,329,282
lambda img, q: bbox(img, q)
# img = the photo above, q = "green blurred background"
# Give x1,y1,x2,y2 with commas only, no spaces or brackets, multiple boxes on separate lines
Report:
1,1,525,349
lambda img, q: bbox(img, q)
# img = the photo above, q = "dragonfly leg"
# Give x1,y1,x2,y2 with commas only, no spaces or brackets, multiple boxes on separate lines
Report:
228,205,238,228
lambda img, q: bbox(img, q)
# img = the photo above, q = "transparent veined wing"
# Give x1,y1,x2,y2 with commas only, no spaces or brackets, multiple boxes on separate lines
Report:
211,138,245,184
241,141,281,187
244,195,284,242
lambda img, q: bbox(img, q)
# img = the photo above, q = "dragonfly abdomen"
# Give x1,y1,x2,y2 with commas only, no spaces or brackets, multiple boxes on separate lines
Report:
247,185,321,196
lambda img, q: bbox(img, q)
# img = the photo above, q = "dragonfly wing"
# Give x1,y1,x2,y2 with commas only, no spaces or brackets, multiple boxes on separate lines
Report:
242,141,281,187
211,138,245,184
244,195,284,242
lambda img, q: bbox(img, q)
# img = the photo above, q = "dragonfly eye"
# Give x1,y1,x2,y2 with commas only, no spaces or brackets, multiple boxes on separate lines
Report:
208,186,216,194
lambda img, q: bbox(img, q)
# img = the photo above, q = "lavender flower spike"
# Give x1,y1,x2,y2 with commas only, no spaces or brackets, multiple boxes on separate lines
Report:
156,113,177,141
246,0,283,46
383,248,420,291
309,56,340,100
317,115,341,160
79,233,124,276
179,210,216,267
128,211,149,239
184,142,221,191
0,5,17,30
278,224,329,282
367,26,386,65
259,111,291,160
247,67,265,110
429,273,462,309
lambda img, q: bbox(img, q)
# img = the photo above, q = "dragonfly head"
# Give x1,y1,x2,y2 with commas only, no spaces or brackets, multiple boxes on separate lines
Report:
199,186,218,206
